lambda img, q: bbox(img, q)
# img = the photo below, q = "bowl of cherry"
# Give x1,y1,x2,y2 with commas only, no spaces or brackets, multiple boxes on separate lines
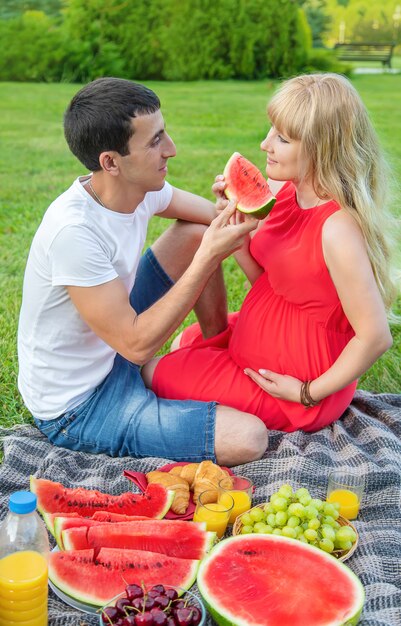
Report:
98,582,206,626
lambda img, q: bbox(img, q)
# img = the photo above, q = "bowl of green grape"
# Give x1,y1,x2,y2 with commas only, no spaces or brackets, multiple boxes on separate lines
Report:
232,484,358,562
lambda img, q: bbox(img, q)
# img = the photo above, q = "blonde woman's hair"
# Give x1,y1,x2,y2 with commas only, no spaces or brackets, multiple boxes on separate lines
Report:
268,72,399,312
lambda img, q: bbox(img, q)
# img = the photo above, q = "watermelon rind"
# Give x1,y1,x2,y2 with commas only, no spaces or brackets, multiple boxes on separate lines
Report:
49,547,200,606
197,534,364,626
224,152,276,220
30,475,174,519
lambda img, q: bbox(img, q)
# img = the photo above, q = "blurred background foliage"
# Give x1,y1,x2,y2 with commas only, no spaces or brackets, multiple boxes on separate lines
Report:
0,0,356,82
0,0,399,82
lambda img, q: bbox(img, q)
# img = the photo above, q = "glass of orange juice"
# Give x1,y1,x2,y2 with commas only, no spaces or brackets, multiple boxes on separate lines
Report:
326,470,364,520
193,490,234,539
218,475,253,525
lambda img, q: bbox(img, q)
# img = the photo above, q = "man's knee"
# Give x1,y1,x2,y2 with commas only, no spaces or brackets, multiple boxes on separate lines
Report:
152,220,207,281
214,408,268,466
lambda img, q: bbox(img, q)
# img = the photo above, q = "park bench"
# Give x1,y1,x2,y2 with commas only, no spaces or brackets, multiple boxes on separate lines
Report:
334,42,395,68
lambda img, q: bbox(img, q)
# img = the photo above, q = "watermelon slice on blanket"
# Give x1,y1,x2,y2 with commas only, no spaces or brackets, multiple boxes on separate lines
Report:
197,534,364,626
30,476,173,519
224,152,276,219
49,547,199,606
61,519,216,560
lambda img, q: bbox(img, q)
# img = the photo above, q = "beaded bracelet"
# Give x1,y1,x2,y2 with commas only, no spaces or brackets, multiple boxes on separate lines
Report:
300,380,320,408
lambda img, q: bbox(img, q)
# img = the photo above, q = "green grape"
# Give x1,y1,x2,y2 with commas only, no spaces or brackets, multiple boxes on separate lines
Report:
254,523,271,534
270,492,281,504
241,524,254,534
287,515,301,529
288,503,305,518
333,521,341,530
321,526,336,542
322,515,336,527
298,533,308,543
295,487,310,500
272,528,282,536
323,503,337,517
335,526,357,543
294,525,304,537
267,513,276,527
278,484,293,499
275,511,288,527
240,513,253,526
308,518,320,531
310,498,324,511
304,528,318,542
335,539,353,551
263,503,274,515
319,538,335,553
262,525,273,534
249,508,265,523
304,505,319,520
298,494,312,506
272,497,288,512
282,526,297,539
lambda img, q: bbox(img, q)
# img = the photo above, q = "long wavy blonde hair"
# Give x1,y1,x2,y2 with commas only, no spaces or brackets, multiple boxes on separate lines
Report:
267,72,399,312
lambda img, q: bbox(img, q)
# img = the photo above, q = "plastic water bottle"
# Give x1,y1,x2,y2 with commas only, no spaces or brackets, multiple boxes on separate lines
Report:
0,491,49,626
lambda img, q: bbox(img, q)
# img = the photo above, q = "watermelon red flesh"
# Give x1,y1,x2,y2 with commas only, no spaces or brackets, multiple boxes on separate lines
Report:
54,517,105,549
62,520,215,560
30,476,173,518
197,534,364,626
91,511,152,523
48,548,199,606
224,152,276,218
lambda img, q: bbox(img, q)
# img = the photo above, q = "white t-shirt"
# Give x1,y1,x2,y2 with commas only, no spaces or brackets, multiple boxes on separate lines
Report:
18,175,173,420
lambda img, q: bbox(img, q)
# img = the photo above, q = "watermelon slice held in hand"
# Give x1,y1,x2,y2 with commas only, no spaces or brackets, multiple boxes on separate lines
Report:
224,152,276,219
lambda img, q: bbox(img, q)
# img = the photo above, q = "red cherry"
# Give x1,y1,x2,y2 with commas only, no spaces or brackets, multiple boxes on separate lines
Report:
126,584,144,601
154,595,170,610
102,606,120,623
164,589,178,601
150,584,165,595
134,613,154,626
189,606,202,626
175,608,193,626
122,617,137,626
116,597,134,615
150,609,168,626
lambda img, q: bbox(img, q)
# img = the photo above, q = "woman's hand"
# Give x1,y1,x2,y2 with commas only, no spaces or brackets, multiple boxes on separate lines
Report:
244,368,303,403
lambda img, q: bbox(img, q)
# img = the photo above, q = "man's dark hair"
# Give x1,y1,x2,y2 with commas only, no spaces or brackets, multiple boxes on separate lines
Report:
64,77,161,171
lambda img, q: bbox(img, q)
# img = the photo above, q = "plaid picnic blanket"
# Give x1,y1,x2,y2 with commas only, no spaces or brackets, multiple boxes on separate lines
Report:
0,390,400,626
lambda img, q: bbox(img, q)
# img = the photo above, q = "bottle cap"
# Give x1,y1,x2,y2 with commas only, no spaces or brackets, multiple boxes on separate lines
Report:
9,492,37,514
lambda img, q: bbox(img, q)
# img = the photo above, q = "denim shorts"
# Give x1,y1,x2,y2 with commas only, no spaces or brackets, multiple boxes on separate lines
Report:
34,248,217,461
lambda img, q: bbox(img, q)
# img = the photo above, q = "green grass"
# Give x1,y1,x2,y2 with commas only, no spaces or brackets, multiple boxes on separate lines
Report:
0,76,400,429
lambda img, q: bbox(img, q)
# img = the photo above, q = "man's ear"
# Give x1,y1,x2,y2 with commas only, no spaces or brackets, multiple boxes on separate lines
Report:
98,151,119,176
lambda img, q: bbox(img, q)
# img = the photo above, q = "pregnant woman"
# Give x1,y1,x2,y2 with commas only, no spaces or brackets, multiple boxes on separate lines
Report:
142,73,397,433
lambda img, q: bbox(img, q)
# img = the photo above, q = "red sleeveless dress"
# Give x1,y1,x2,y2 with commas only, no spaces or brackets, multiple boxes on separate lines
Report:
153,182,357,432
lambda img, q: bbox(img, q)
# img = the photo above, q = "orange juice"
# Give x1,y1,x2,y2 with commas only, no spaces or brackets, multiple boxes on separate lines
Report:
220,490,252,524
327,489,360,520
0,551,48,626
193,502,230,538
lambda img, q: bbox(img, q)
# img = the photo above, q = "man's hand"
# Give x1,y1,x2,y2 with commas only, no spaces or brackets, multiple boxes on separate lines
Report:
197,200,258,265
244,368,303,404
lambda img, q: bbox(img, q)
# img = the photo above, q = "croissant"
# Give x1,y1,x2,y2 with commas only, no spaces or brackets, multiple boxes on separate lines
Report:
168,463,200,488
192,461,234,504
146,470,190,515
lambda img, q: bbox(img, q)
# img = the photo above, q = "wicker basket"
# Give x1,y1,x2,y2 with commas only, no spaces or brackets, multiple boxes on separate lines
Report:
232,502,358,562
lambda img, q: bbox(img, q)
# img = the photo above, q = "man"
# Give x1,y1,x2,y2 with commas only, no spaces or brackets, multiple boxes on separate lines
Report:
18,77,268,466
